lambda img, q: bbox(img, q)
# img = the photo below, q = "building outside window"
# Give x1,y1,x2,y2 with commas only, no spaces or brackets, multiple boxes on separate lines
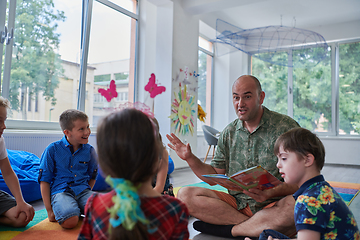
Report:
0,0,138,128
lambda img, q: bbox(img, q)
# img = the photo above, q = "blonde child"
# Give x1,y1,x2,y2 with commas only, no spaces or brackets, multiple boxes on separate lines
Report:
0,97,35,227
248,128,359,240
78,108,189,240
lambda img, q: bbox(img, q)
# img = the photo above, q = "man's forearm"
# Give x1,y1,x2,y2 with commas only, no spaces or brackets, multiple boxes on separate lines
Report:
186,153,221,182
266,182,298,198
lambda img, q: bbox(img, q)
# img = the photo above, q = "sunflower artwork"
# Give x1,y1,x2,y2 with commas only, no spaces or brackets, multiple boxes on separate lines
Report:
169,84,196,136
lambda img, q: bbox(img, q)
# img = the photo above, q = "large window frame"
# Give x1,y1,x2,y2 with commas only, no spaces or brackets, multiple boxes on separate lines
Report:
1,0,139,130
198,35,214,133
250,38,360,137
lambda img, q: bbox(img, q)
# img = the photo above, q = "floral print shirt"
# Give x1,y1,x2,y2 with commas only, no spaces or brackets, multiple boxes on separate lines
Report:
293,175,360,240
211,107,300,212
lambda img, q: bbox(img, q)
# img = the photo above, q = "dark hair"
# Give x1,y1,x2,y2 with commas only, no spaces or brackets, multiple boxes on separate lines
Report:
274,128,325,171
96,108,159,240
59,109,88,131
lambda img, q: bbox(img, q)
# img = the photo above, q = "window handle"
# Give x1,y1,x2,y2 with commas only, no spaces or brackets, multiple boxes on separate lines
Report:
0,26,7,44
0,26,13,45
6,27,13,45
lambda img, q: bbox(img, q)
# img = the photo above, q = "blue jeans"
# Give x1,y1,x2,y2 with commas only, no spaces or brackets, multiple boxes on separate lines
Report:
51,189,94,224
259,229,291,240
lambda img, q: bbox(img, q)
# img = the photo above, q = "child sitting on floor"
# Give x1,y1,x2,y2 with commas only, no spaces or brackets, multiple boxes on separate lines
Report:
0,97,35,227
151,117,174,196
39,109,98,229
247,128,359,240
78,108,189,240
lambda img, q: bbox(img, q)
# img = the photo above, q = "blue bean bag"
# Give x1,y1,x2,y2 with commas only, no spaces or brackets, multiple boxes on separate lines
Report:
0,150,42,203
92,167,111,191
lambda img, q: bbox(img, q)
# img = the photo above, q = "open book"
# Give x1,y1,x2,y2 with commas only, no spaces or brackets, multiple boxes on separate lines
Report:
202,165,282,191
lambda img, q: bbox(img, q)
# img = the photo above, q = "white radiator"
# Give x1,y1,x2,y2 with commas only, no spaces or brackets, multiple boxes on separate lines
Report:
3,131,97,158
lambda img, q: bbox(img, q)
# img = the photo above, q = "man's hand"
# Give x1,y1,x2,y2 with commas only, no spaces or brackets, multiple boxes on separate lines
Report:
47,209,56,222
166,133,193,161
242,188,271,203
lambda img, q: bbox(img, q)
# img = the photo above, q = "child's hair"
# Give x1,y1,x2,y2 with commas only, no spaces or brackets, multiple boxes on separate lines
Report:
274,128,325,171
0,97,10,109
96,108,160,240
59,109,88,131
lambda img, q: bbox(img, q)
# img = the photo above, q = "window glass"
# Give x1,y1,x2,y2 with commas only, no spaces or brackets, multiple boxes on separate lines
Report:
197,50,212,131
7,0,80,123
88,0,136,127
293,47,332,132
251,52,288,115
339,42,360,135
105,0,137,14
199,36,213,53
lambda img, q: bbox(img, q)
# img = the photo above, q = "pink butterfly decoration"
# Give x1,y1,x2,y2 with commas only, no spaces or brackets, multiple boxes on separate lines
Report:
98,80,118,102
144,73,166,98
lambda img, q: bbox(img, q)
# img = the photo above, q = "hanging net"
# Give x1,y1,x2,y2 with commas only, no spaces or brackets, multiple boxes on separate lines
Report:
211,19,329,67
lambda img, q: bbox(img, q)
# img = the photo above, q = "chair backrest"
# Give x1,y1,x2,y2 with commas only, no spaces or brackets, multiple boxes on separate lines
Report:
202,125,220,146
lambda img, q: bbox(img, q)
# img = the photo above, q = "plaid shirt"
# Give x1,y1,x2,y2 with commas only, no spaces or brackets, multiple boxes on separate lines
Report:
78,190,189,240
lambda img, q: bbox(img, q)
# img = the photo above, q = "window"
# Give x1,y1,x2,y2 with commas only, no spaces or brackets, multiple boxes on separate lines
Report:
198,36,213,132
251,40,360,136
339,42,360,135
251,52,288,115
0,0,138,129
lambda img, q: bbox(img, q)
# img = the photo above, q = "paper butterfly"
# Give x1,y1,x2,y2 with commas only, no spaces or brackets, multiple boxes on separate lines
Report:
98,80,118,102
145,73,166,98
193,71,200,77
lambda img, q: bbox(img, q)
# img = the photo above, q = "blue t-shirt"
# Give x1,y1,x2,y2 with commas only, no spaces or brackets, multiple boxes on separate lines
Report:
293,175,360,239
39,135,98,196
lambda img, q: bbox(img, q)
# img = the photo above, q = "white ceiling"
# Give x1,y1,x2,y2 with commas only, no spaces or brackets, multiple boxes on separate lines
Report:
181,0,360,31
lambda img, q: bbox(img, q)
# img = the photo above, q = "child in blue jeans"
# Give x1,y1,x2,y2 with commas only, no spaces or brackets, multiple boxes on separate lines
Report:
247,128,359,240
39,109,98,229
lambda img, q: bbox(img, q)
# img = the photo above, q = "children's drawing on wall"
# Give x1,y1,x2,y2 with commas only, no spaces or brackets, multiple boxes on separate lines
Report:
169,84,196,136
172,66,199,94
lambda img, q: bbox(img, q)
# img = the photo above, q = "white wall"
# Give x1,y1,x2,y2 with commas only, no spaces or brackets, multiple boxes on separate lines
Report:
201,19,360,166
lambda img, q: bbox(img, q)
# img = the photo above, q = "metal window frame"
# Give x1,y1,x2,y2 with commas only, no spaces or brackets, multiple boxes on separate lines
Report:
3,0,139,130
248,38,360,138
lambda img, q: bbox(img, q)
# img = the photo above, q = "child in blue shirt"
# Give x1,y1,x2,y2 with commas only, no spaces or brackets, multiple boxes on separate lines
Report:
39,109,98,229
248,128,359,240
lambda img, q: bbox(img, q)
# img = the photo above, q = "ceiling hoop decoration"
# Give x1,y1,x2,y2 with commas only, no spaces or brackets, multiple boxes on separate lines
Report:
211,19,329,67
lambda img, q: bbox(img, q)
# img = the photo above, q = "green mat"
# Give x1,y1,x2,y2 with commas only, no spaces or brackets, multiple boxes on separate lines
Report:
0,208,47,232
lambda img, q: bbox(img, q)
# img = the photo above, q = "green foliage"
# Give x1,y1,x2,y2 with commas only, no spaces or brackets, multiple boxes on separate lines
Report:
339,42,360,134
94,74,111,82
252,45,359,135
9,0,66,112
114,72,129,80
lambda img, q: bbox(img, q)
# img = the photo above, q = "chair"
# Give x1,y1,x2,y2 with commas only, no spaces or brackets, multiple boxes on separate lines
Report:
202,125,220,163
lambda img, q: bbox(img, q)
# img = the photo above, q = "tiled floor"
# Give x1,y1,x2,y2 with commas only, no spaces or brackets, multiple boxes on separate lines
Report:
30,162,360,240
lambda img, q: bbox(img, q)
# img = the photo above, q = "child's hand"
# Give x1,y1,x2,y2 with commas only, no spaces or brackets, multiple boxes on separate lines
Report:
16,201,35,223
47,209,56,222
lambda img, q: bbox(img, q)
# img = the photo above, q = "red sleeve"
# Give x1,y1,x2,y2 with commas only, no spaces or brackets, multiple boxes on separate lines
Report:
169,201,190,240
78,194,95,240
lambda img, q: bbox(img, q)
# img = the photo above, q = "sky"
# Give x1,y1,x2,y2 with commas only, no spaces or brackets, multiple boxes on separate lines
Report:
54,0,134,64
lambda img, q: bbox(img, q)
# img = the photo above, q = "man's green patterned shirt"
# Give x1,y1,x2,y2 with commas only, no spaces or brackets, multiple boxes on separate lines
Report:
210,107,300,213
